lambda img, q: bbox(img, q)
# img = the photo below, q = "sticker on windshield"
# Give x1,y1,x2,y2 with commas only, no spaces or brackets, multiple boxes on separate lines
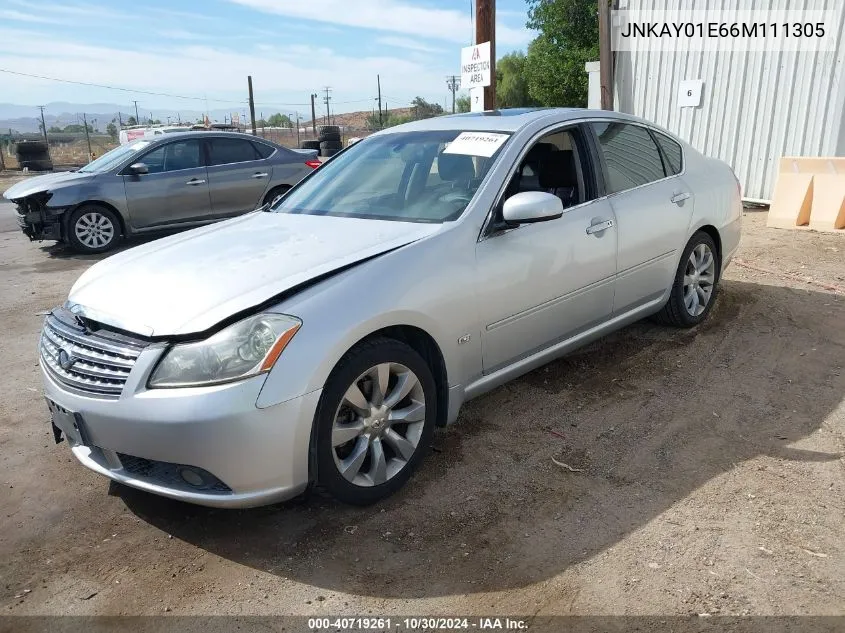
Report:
443,132,509,158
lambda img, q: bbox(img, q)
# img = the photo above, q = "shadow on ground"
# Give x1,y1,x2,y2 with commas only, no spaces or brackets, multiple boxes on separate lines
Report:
120,281,844,598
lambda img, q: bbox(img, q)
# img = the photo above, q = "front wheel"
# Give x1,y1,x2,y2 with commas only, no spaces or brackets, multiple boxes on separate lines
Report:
654,231,719,327
263,185,290,207
315,338,437,505
66,205,122,254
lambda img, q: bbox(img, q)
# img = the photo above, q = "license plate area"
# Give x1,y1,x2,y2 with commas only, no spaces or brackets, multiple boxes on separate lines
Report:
46,399,89,446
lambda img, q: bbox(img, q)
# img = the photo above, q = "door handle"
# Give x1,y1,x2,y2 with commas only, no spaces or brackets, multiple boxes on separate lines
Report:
671,191,691,204
186,178,206,186
251,172,269,179
586,219,614,235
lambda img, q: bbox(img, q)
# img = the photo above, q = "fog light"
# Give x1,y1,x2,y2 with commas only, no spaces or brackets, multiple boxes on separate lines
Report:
179,468,204,487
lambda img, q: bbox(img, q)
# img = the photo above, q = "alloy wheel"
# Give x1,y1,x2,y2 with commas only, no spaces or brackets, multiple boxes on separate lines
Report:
74,211,115,249
683,243,716,316
331,362,426,487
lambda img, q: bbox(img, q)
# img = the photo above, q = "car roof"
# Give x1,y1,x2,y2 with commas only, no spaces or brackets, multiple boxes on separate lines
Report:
142,130,283,147
372,107,665,136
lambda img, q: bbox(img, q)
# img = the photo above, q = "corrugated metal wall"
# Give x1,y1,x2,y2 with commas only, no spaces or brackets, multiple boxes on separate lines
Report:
614,0,845,201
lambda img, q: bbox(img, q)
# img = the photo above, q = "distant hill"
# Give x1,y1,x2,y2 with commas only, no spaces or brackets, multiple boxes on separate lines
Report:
306,107,415,131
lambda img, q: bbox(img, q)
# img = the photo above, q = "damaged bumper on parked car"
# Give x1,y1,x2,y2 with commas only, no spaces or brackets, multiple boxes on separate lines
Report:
12,192,66,241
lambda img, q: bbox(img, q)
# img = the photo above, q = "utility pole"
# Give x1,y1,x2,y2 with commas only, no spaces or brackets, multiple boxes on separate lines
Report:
598,0,614,110
38,106,48,145
132,100,140,125
446,75,460,113
295,111,301,146
377,75,383,128
82,113,92,162
323,87,332,125
247,75,257,135
118,111,123,129
310,93,318,136
475,0,496,110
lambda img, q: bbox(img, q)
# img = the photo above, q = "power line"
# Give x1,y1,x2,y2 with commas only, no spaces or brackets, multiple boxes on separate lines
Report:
0,68,245,104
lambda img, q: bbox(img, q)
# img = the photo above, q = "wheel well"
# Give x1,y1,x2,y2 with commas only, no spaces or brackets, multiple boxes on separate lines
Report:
695,225,722,280
65,201,127,238
364,325,449,427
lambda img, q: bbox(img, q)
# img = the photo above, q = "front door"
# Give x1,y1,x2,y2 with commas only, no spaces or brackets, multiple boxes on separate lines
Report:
123,139,211,229
475,125,617,372
204,137,270,217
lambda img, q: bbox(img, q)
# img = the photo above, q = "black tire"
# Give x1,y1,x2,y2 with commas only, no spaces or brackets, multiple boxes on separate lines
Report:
315,337,437,505
66,205,122,254
319,140,343,151
300,140,321,150
653,231,720,328
15,141,48,155
319,132,341,143
320,148,340,158
318,125,340,137
262,184,291,207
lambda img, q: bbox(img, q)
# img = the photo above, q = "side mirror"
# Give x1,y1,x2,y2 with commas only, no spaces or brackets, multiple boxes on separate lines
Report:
502,191,563,225
128,162,149,175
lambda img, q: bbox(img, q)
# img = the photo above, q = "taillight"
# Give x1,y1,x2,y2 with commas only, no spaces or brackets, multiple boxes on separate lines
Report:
305,159,321,169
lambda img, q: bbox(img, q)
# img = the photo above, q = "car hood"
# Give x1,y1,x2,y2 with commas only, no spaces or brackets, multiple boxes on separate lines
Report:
3,171,95,200
68,211,441,337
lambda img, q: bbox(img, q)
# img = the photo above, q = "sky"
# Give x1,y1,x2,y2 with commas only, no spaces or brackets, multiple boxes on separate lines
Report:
0,0,534,118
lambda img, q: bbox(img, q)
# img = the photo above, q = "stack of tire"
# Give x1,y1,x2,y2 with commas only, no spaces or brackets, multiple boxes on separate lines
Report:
15,141,53,171
317,125,343,158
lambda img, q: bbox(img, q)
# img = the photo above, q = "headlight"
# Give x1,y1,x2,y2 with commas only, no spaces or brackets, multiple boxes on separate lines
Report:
148,313,301,388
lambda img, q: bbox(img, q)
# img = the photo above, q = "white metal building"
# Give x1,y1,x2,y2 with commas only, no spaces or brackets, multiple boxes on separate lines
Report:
611,0,845,201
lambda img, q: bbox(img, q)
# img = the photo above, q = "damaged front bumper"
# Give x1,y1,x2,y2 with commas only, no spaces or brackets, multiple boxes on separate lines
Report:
12,195,66,241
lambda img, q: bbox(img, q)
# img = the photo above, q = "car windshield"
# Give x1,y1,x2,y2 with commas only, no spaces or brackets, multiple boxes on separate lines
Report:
272,129,510,223
77,141,152,173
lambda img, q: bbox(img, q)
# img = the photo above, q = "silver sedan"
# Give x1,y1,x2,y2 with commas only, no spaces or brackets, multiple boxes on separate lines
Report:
39,108,742,507
4,131,318,253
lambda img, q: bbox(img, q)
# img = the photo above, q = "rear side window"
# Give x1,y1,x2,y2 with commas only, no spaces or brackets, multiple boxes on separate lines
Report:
207,138,259,165
592,122,666,194
653,131,683,175
252,142,276,159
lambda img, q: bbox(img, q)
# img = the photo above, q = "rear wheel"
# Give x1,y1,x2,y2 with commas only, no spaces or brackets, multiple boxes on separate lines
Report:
316,338,436,505
263,185,291,207
654,231,719,327
66,205,121,254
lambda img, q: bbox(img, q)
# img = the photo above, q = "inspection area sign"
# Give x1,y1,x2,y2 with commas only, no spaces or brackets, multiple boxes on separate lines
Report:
460,41,491,88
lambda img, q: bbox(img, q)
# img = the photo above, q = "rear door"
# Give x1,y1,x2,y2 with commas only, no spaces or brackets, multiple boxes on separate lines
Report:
589,121,693,314
204,137,271,218
122,138,211,229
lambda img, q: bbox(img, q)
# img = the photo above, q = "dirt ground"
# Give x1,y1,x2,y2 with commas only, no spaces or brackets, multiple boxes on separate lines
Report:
0,209,842,628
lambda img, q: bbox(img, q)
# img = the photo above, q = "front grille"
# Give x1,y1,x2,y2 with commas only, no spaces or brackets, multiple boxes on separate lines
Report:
40,312,146,397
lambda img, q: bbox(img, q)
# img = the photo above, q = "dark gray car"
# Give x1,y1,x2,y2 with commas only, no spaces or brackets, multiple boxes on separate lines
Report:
3,131,319,253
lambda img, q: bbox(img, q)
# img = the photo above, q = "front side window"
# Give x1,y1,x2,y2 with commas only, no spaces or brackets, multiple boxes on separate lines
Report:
273,129,510,223
503,127,589,210
207,138,260,165
139,140,202,173
592,122,667,194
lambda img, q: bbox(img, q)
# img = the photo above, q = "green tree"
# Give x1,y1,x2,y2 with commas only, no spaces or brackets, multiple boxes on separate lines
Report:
62,123,93,133
456,94,471,113
524,0,599,107
267,113,292,127
106,122,118,140
127,116,137,126
410,96,443,120
48,126,63,133
496,51,538,108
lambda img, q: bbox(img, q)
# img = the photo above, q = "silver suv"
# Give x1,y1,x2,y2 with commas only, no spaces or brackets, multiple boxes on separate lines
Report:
4,131,318,253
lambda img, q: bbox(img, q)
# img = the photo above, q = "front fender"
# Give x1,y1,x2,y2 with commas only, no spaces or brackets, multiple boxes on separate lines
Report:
255,227,482,409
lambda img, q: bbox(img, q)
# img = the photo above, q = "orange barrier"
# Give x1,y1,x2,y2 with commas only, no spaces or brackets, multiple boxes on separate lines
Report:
767,157,845,232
